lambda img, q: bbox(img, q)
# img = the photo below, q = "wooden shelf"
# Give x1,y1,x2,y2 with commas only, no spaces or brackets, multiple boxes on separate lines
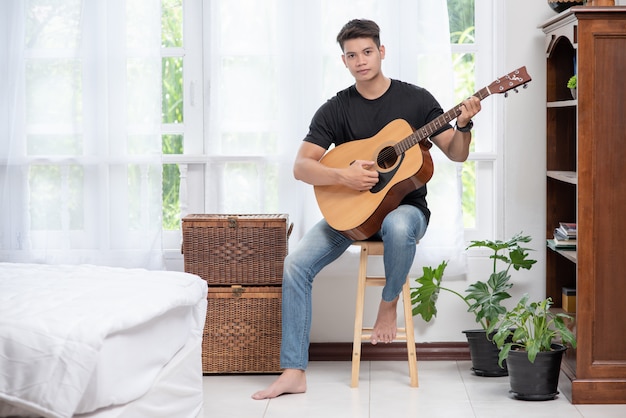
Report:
547,170,577,184
547,244,577,263
547,99,577,108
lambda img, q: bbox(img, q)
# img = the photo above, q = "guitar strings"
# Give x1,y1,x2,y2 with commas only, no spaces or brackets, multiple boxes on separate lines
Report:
375,86,496,166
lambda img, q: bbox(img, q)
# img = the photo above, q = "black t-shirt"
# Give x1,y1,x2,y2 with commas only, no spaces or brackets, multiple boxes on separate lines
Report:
303,79,452,224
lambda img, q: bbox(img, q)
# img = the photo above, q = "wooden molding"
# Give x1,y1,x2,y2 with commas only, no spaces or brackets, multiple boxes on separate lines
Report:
309,342,470,362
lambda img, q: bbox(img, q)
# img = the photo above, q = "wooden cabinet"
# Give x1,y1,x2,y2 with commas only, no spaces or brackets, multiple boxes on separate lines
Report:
541,7,626,404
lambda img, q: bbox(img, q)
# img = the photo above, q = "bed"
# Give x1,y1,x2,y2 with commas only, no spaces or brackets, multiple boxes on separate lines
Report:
0,262,208,418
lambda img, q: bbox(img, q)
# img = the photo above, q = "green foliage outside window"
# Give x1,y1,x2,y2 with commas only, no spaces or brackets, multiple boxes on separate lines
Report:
161,0,184,230
162,57,183,125
448,0,475,44
448,0,477,228
162,0,183,48
162,135,183,230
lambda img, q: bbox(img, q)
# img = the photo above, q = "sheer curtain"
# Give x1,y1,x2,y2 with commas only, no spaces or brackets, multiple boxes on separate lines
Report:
274,0,467,277
0,0,164,269
1,0,465,275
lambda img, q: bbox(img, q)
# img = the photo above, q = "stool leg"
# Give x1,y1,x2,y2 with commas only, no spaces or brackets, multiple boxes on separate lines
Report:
351,246,368,388
402,277,419,387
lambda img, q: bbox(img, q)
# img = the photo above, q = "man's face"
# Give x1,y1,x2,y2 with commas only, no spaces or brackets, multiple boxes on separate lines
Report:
341,37,385,82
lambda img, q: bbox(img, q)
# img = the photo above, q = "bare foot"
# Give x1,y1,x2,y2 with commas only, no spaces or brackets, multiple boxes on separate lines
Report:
251,369,307,400
371,297,398,345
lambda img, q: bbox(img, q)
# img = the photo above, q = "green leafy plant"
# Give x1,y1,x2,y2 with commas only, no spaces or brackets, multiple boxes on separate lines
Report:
567,74,577,89
411,233,536,330
490,294,577,366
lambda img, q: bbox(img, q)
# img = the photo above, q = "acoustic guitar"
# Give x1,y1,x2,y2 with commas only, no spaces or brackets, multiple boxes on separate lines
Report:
314,66,532,240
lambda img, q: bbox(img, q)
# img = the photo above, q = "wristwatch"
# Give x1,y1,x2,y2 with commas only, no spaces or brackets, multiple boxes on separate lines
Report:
456,119,473,133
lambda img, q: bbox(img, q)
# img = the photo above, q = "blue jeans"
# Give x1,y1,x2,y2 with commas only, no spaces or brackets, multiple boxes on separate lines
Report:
280,204,428,370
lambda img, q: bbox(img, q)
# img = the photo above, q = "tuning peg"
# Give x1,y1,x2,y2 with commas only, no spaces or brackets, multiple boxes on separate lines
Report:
523,84,529,89
514,88,519,93
504,92,509,98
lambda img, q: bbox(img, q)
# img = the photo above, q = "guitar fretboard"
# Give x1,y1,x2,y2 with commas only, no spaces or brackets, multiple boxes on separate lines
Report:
393,86,491,155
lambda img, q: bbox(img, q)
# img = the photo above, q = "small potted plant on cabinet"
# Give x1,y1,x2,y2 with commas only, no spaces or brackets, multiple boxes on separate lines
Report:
567,75,577,99
411,233,536,377
490,294,576,400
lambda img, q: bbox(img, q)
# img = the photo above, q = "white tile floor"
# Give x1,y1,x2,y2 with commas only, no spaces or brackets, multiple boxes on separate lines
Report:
202,360,626,418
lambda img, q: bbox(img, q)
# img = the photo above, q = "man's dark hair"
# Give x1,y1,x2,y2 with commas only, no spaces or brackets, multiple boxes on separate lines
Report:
336,19,381,51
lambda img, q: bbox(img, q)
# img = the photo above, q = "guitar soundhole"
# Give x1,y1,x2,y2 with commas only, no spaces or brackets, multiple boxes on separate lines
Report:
377,146,398,169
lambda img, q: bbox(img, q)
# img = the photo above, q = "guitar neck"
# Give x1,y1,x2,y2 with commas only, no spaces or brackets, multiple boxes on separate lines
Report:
395,86,491,154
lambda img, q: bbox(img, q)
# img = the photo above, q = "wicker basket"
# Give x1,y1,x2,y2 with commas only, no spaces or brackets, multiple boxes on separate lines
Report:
203,286,282,373
182,214,290,285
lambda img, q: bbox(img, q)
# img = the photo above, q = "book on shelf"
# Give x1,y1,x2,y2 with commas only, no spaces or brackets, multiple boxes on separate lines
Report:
554,228,575,241
547,237,576,250
554,236,576,247
556,222,577,238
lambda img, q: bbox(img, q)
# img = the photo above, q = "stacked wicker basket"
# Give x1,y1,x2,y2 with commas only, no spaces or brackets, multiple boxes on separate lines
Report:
182,214,290,373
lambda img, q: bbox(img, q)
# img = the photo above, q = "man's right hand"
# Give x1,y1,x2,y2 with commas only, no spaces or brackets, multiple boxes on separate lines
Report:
343,160,379,191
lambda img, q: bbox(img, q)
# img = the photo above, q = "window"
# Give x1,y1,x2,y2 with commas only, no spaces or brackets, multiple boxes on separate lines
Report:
168,0,498,248
164,0,500,262
2,0,165,267
161,0,184,231
448,0,497,241
1,0,500,266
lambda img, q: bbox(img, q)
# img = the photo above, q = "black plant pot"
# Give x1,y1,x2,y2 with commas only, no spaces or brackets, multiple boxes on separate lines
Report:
506,343,566,401
462,329,508,377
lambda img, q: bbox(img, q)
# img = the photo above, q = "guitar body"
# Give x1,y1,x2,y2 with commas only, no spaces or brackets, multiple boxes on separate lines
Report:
314,119,434,240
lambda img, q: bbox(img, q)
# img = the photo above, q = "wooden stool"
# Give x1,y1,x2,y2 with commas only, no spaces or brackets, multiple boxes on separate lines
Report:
351,241,418,388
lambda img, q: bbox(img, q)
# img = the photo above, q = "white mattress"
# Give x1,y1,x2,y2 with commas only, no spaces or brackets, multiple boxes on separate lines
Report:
76,331,204,418
0,263,207,418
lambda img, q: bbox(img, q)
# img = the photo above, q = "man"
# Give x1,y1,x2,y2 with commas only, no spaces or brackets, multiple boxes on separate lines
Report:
252,19,480,400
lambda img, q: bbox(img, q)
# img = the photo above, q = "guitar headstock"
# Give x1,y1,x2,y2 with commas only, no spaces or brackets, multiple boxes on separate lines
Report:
488,66,532,97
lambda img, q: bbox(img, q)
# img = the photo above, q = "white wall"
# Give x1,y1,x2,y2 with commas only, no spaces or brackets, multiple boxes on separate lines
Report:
307,0,555,343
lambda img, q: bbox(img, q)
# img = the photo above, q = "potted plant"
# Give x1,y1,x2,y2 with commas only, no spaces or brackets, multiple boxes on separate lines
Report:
411,233,536,377
490,294,576,400
567,74,577,99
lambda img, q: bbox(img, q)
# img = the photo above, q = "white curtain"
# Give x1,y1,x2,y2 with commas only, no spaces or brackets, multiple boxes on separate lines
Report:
0,0,164,269
1,0,465,275
272,0,467,277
